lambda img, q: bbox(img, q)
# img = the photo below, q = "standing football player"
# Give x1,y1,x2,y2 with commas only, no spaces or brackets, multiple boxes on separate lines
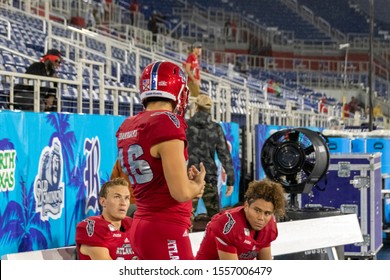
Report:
116,61,206,260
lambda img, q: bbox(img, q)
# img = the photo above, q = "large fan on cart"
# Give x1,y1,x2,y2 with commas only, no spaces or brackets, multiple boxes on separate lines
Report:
261,127,330,194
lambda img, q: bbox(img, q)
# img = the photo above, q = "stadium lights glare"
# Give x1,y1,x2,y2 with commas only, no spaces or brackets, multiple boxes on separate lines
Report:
67,26,97,37
339,43,350,49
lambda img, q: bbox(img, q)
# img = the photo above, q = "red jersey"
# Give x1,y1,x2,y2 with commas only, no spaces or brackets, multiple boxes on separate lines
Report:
196,206,278,260
116,110,191,228
75,215,136,260
186,53,200,80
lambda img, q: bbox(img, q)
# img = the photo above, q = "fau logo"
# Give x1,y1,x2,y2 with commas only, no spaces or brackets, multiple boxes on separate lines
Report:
86,219,95,237
151,112,180,128
84,137,101,214
223,213,236,234
164,112,180,128
34,138,64,221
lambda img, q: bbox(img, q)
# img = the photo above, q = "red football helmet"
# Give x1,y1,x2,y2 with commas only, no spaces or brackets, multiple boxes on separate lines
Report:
139,61,189,117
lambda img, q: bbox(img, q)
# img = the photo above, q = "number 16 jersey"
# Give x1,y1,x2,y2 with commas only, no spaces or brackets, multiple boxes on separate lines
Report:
116,110,191,228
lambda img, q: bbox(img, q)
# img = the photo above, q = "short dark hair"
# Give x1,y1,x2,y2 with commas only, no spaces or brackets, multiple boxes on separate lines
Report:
99,178,129,198
143,96,175,109
244,179,286,217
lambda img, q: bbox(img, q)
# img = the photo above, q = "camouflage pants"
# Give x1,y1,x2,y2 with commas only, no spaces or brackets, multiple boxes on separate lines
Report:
192,182,220,221
187,80,200,97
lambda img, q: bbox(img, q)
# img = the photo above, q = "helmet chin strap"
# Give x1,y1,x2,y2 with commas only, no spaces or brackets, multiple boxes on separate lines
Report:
174,103,183,117
174,84,188,117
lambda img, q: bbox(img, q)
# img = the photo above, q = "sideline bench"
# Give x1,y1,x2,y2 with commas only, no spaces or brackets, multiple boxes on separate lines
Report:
2,214,362,260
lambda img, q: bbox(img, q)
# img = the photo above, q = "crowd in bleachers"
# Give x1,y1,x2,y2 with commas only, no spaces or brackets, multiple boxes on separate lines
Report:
0,0,389,129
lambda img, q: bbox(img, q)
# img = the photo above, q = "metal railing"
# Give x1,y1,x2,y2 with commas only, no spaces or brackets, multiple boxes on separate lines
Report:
0,68,138,115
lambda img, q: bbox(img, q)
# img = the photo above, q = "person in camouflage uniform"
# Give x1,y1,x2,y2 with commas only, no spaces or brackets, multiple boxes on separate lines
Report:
186,94,235,224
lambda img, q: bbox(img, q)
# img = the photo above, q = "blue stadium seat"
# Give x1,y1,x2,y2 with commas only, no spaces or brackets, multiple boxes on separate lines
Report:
2,53,15,65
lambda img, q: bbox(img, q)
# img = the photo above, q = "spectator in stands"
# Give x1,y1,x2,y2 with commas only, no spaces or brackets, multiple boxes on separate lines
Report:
129,0,140,25
147,14,159,42
75,178,137,260
13,49,62,112
93,0,105,24
231,20,237,41
319,97,328,114
110,160,136,217
85,7,96,29
103,0,112,21
343,102,350,118
224,21,232,41
148,10,167,40
267,79,281,97
235,58,249,74
373,104,383,118
348,96,360,114
116,61,205,260
185,41,202,97
196,179,286,260
186,94,235,226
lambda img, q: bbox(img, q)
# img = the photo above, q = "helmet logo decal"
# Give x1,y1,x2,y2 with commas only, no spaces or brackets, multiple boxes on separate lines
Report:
142,79,150,91
139,61,188,117
179,69,186,83
151,61,162,90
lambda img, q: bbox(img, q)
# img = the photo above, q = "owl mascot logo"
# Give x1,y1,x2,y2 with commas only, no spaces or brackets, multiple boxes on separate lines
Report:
34,137,65,221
